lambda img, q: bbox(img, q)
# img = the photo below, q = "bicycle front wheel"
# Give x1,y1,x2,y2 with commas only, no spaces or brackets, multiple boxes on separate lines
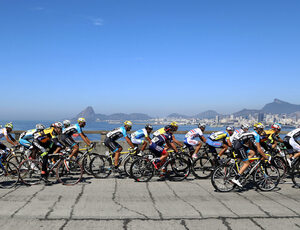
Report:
192,156,214,179
130,158,154,182
0,161,19,189
211,164,237,192
254,163,280,191
123,155,139,177
18,159,42,186
291,160,300,187
167,156,190,181
90,155,112,178
82,153,99,175
56,159,83,186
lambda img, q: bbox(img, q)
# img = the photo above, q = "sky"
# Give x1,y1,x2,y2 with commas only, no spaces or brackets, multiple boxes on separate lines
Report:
1,0,300,120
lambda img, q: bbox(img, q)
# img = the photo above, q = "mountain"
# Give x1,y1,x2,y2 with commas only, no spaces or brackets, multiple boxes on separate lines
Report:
233,109,260,117
167,113,190,119
194,110,219,119
261,99,300,114
74,107,152,121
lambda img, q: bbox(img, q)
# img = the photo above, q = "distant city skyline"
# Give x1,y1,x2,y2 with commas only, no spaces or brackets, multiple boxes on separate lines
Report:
1,0,300,120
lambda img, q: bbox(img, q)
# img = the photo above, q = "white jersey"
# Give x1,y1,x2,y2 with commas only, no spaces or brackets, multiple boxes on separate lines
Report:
286,128,300,139
230,129,245,142
185,128,203,140
0,128,8,140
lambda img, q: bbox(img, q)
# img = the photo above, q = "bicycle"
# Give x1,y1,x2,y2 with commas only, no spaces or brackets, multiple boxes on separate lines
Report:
0,153,19,189
129,151,191,182
89,146,140,178
211,151,280,192
18,149,83,186
74,143,99,174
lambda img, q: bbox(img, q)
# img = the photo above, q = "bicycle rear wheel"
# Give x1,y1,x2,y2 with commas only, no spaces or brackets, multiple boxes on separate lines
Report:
18,159,42,186
273,156,288,179
56,159,83,185
167,156,190,181
254,163,280,191
211,164,237,192
291,160,300,187
192,156,214,179
90,155,112,178
130,158,154,182
123,155,139,177
0,162,19,189
82,153,99,175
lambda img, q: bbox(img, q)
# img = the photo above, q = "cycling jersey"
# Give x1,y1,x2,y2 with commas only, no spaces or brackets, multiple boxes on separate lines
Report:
151,133,173,146
34,127,63,147
0,128,8,140
131,128,148,145
62,123,82,136
106,127,127,141
153,128,165,137
251,131,261,144
230,129,245,143
208,131,230,141
19,129,38,148
184,128,203,146
263,130,280,144
286,128,300,139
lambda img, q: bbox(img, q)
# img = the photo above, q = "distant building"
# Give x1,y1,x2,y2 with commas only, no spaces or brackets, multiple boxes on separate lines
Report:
258,113,264,122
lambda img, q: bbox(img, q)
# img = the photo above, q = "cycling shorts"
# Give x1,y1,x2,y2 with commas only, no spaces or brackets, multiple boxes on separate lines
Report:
288,137,300,152
61,134,77,148
104,137,121,152
233,141,249,161
149,142,164,157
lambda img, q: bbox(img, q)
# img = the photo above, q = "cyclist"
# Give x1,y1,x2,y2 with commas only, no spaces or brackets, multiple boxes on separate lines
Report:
32,122,64,183
61,118,92,159
63,120,71,129
153,121,183,148
0,122,18,159
206,126,234,159
231,122,270,187
184,123,207,159
150,125,178,169
104,121,136,175
263,123,284,149
19,124,45,157
284,127,300,167
130,124,153,155
230,124,250,143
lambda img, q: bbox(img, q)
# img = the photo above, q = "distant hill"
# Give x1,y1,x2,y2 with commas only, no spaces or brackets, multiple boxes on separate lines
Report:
167,113,190,119
74,107,152,121
194,110,219,119
233,109,260,117
261,99,300,114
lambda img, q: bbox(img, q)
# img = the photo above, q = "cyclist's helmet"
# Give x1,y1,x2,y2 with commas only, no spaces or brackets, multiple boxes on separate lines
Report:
145,124,153,130
63,120,71,127
254,122,265,130
241,123,250,130
36,123,45,131
164,125,172,132
124,120,132,127
170,121,178,128
226,126,234,131
271,122,281,130
53,122,63,129
77,117,86,123
5,122,13,130
198,123,206,129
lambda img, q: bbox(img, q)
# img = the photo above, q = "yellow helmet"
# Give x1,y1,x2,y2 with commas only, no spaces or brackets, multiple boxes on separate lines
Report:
5,122,13,129
78,117,86,123
170,121,178,127
254,122,264,129
124,121,132,127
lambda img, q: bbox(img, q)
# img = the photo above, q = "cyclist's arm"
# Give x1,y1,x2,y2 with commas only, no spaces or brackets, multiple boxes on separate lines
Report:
166,140,178,152
125,136,135,148
226,138,232,147
79,133,91,146
146,136,152,144
256,142,268,160
200,136,207,143
5,134,18,146
172,136,183,147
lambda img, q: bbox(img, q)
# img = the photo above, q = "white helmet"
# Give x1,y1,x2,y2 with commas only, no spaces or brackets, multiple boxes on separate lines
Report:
198,123,206,129
241,123,250,130
35,124,45,131
63,120,71,127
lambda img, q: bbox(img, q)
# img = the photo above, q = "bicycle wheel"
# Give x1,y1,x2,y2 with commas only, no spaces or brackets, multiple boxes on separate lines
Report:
167,156,190,181
273,156,288,179
130,158,154,182
291,160,300,187
211,164,237,192
56,159,83,186
0,162,19,189
18,159,42,186
90,155,112,178
192,156,214,179
123,155,139,177
82,153,99,175
7,153,25,167
253,163,280,191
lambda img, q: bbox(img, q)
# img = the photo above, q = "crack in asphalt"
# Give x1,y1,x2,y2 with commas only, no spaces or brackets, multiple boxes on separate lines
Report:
164,181,203,218
190,181,239,217
180,219,190,230
11,185,45,218
249,218,265,230
146,182,163,220
45,195,62,219
0,187,19,199
235,193,271,217
123,219,131,230
59,184,86,230
112,178,149,219
275,190,300,204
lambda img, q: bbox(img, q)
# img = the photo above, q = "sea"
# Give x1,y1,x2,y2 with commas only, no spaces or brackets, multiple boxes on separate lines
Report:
0,120,295,141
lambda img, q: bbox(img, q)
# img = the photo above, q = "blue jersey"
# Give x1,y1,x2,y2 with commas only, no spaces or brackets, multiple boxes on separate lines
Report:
107,126,127,141
62,124,82,136
19,129,38,141
151,133,173,146
252,131,261,143
131,128,148,139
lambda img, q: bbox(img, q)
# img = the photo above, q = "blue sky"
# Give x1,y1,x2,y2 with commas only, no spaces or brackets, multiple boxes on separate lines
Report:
1,0,300,120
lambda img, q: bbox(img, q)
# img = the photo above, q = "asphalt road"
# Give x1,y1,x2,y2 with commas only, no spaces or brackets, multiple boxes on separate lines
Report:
0,174,300,230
